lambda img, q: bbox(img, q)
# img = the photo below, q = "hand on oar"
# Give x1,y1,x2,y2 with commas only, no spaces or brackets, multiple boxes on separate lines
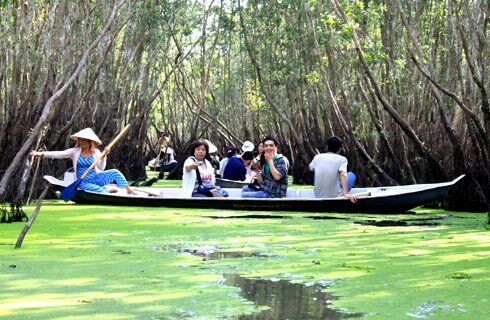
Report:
61,125,131,201
337,191,371,203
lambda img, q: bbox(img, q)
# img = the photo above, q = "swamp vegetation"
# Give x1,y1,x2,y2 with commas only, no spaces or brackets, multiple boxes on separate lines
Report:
0,3,488,318
0,201,488,319
0,0,489,219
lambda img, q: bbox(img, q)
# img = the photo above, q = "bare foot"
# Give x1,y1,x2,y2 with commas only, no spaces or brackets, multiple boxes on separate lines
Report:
108,188,118,193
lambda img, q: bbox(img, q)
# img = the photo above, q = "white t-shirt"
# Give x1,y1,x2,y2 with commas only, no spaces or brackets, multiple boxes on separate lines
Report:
309,153,348,198
182,157,215,197
219,158,230,177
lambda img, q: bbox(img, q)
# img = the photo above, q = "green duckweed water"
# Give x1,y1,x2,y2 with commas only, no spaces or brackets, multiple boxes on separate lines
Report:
0,200,488,319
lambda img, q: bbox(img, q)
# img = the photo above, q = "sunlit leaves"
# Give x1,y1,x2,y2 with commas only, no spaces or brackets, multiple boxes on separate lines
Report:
244,82,266,112
305,71,321,85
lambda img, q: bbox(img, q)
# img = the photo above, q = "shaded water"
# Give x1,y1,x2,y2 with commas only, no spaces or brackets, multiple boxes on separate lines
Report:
305,216,349,220
223,274,362,320
183,249,269,261
354,216,450,227
207,215,290,219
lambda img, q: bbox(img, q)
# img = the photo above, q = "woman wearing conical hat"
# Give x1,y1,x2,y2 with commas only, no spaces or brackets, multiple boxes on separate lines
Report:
30,128,137,195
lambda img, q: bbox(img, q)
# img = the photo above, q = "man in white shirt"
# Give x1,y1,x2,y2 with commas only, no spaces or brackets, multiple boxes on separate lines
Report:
309,136,358,203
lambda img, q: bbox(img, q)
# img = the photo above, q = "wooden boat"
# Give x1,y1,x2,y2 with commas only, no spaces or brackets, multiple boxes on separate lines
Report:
43,175,465,213
215,178,248,188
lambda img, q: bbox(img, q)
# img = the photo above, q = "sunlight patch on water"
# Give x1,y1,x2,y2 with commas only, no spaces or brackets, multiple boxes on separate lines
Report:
407,301,466,318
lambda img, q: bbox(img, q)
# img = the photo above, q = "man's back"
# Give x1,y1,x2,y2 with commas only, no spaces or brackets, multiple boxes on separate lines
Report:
223,156,246,181
309,153,347,198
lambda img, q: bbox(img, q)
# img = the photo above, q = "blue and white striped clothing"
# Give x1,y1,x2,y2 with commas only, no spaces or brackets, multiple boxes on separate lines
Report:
76,154,128,193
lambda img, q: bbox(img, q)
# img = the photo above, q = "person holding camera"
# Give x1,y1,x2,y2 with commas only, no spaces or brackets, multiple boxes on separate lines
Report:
181,139,228,198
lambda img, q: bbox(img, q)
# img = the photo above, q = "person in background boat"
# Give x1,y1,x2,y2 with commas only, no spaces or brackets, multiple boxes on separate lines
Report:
156,132,177,179
223,151,255,182
148,130,168,171
146,131,177,179
219,145,239,177
309,136,357,203
241,136,289,198
181,139,228,197
241,141,255,176
30,128,137,195
203,139,220,175
251,141,265,172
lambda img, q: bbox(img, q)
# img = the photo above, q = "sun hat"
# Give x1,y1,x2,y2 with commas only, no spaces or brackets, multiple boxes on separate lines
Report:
204,139,218,153
70,128,102,145
241,140,255,152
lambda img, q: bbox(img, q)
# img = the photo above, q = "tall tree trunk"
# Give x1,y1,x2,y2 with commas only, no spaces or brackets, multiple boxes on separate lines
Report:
0,1,123,201
333,0,448,182
395,0,487,208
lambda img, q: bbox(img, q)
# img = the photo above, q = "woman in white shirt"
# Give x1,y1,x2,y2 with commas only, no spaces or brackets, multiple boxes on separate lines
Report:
182,140,228,197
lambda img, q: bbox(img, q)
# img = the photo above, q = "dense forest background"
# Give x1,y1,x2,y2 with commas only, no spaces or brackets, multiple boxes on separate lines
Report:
0,0,488,215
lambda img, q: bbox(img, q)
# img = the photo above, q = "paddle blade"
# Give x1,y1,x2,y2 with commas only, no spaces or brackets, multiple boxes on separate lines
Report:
60,179,82,201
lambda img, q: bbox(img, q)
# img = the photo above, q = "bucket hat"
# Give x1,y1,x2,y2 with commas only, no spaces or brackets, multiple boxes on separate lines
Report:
241,141,255,152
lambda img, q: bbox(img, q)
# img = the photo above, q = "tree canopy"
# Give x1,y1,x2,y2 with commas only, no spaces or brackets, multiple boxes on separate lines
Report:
0,0,488,220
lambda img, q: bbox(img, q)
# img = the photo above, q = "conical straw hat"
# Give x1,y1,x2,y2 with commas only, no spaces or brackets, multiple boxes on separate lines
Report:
70,128,102,145
204,139,217,153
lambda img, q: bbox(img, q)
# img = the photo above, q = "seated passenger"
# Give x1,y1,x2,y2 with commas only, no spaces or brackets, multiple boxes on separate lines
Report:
219,146,239,177
155,131,177,179
30,128,136,195
309,136,358,203
241,136,288,198
204,139,220,174
223,151,254,181
181,139,228,198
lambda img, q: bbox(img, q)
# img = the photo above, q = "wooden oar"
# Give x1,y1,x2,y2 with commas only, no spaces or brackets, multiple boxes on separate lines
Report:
336,191,371,199
60,125,131,201
133,188,163,197
353,191,371,197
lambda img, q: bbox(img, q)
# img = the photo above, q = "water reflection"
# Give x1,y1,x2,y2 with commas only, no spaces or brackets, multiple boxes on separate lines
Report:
207,215,290,219
223,274,362,320
183,249,269,261
355,219,440,227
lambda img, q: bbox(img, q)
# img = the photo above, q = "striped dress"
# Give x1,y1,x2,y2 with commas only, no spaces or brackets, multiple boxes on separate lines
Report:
77,154,128,193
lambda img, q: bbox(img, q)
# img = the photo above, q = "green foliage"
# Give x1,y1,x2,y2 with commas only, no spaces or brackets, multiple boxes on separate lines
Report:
244,83,266,112
304,70,321,85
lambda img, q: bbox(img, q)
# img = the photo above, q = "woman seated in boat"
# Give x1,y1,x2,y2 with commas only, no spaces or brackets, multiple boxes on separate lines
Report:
222,151,255,182
219,145,239,177
181,139,228,198
30,128,137,195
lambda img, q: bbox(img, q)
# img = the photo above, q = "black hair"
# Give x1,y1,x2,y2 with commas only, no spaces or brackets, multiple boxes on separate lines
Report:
190,139,209,157
226,146,238,158
262,135,278,146
242,151,254,161
327,136,343,153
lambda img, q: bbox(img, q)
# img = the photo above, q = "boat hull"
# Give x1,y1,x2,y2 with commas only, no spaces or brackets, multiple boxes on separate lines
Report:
215,178,248,188
45,175,465,213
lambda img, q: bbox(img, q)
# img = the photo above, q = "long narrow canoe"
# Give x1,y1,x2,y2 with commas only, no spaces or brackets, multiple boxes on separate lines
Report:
43,175,465,213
